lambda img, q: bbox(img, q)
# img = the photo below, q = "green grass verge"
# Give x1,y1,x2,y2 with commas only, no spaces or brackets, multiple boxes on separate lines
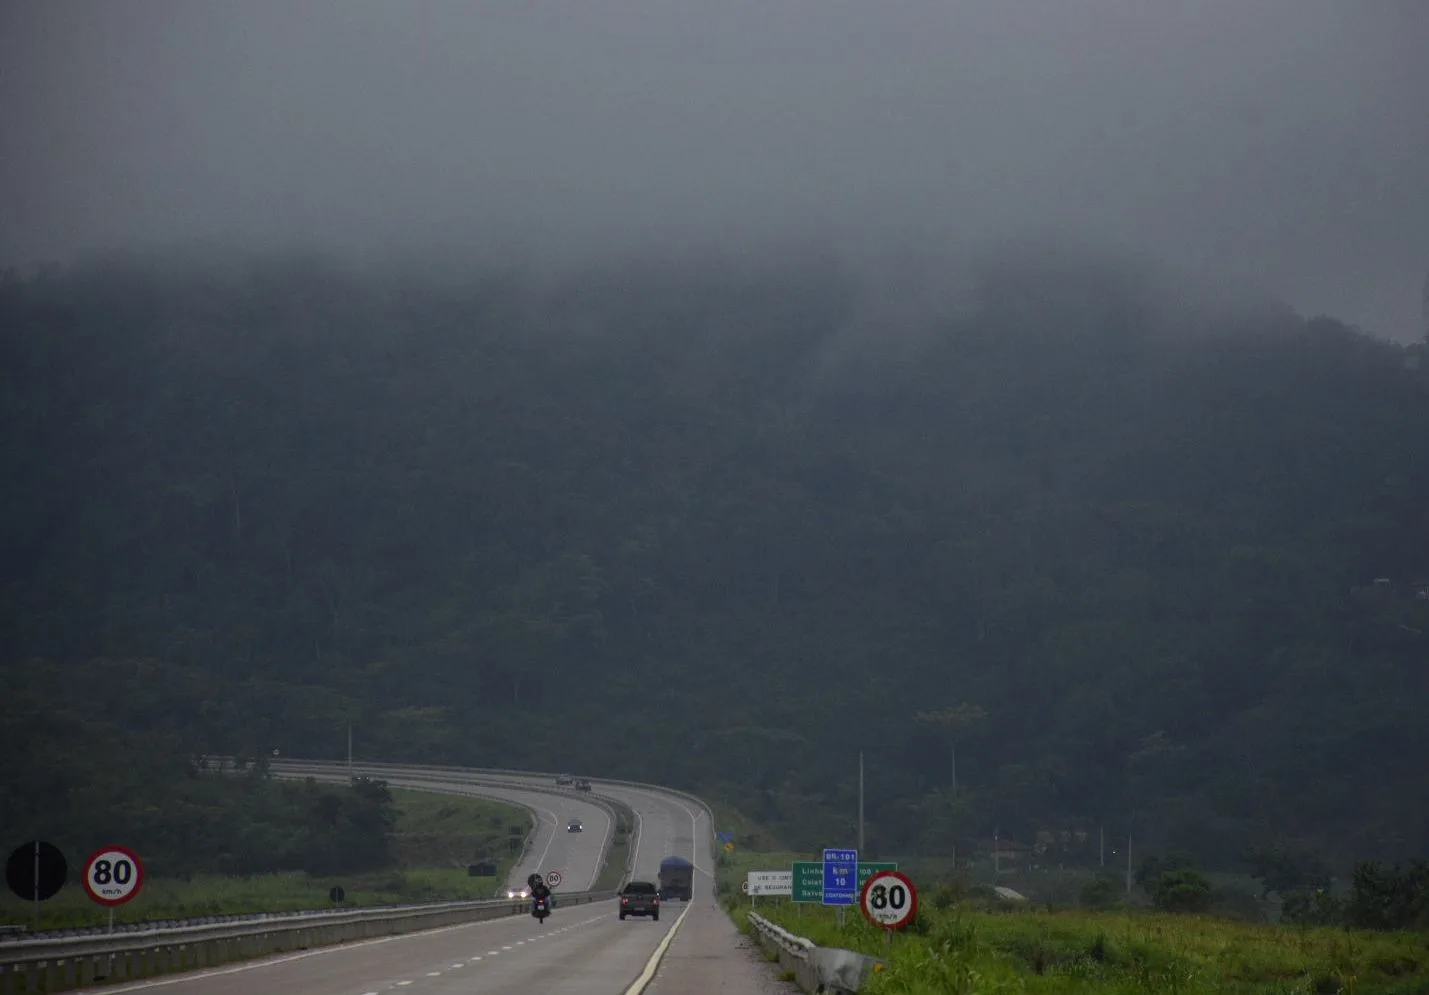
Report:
734,880,1429,994
592,796,637,892
0,788,531,931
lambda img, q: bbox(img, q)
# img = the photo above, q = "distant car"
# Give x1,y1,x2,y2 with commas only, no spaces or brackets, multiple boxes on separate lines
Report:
567,818,583,833
618,880,660,921
505,885,530,900
573,778,592,792
556,774,574,786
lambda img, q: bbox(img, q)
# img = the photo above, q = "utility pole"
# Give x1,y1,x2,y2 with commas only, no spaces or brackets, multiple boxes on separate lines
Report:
1125,829,1133,896
858,752,865,855
347,723,353,775
1099,825,1105,868
950,742,957,796
994,827,1000,878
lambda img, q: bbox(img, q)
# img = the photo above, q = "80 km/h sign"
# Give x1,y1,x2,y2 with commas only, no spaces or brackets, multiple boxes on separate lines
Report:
859,869,917,930
82,846,144,907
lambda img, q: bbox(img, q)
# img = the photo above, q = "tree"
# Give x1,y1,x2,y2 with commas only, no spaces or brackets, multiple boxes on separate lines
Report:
1152,868,1213,914
1080,875,1118,910
1241,842,1331,900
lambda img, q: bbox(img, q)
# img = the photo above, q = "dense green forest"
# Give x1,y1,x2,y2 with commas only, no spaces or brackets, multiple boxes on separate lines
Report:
2,248,1427,876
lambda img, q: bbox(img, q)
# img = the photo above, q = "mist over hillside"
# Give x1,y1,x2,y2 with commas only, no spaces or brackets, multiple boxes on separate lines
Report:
3,246,1428,872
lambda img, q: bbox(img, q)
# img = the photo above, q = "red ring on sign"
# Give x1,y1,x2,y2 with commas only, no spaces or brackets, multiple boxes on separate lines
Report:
546,870,563,887
82,845,145,907
858,869,918,930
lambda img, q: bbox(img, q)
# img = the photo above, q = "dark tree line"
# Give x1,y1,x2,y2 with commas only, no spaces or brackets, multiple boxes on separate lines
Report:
2,249,1427,875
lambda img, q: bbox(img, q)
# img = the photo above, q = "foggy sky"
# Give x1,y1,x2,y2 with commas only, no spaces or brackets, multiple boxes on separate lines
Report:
3,1,1427,339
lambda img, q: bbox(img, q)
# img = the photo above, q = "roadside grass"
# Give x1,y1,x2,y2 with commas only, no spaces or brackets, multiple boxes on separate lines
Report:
0,788,530,931
737,895,1429,994
593,796,637,892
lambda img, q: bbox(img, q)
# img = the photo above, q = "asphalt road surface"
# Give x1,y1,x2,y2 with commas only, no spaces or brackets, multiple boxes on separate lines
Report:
73,764,795,995
272,764,613,895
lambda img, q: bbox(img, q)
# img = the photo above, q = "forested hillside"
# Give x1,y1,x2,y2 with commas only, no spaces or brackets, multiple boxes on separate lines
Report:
3,250,1427,872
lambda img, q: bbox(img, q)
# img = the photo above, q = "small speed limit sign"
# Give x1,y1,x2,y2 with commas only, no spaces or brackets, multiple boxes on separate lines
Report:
859,870,917,930
545,870,563,888
82,846,145,907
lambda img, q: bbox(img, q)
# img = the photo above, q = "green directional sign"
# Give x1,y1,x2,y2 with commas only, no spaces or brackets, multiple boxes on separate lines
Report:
792,862,822,903
791,860,897,903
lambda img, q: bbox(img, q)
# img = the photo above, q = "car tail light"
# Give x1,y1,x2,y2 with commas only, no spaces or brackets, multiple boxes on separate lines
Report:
621,897,628,905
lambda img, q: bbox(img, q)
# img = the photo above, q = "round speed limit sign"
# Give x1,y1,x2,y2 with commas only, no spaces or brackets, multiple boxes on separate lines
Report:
545,870,563,888
82,846,145,907
859,870,917,930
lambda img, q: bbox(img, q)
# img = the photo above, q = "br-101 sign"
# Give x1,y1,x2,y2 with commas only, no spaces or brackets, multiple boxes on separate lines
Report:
746,870,792,896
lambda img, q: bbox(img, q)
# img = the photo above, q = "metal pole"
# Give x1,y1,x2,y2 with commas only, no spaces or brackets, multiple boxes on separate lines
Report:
1099,825,1105,867
1125,829,1133,895
32,841,39,931
347,723,353,774
858,752,865,855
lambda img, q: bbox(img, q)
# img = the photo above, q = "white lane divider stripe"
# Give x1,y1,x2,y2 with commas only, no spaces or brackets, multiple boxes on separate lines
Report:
623,902,694,995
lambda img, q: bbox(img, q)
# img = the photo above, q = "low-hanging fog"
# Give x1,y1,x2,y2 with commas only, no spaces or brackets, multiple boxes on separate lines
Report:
2,0,1427,338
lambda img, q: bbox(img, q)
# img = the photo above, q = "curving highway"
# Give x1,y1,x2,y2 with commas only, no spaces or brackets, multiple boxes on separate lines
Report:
273,763,615,895
72,763,792,995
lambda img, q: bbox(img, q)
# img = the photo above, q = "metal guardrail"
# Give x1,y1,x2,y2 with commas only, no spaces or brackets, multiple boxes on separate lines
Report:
0,890,614,995
747,913,883,994
0,759,713,994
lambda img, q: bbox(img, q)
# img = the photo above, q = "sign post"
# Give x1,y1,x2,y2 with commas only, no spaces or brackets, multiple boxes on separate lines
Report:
5,841,67,931
82,845,145,932
859,869,918,949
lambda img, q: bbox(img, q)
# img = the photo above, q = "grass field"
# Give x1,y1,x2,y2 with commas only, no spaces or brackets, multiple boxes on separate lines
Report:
720,854,1429,994
593,796,637,892
0,789,531,931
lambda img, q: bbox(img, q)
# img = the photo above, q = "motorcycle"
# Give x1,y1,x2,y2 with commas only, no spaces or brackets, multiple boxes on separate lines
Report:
532,895,550,922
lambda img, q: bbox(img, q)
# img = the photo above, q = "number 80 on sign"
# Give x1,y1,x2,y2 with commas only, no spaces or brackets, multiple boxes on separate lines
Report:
82,845,144,907
859,870,917,930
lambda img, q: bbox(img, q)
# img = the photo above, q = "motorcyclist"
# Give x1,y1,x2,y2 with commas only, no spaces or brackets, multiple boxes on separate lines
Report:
528,873,553,913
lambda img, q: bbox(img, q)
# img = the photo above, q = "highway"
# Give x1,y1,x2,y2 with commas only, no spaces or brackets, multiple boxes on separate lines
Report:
72,764,793,994
273,765,615,895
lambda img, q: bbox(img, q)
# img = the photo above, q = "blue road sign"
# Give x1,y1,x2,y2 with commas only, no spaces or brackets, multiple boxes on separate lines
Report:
822,848,858,906
716,832,735,844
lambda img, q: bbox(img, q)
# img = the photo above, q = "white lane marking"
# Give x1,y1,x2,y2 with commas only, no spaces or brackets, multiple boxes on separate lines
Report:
426,971,441,977
76,913,533,993
488,950,500,955
451,962,464,968
502,944,513,950
397,983,413,988
623,902,694,995
470,956,482,961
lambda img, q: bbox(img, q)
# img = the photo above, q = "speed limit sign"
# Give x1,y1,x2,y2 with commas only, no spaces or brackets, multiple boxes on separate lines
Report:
545,870,563,888
82,846,145,907
859,870,917,930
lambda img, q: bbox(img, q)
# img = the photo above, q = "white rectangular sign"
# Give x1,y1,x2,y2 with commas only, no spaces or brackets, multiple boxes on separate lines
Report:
747,870,792,896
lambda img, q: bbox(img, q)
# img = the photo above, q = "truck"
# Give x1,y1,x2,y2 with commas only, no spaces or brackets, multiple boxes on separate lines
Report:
658,856,693,901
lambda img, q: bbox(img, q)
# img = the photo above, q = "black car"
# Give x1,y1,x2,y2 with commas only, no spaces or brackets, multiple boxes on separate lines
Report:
618,880,660,921
567,818,583,833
